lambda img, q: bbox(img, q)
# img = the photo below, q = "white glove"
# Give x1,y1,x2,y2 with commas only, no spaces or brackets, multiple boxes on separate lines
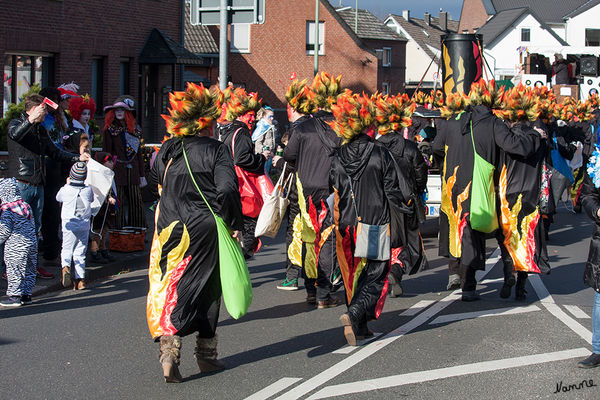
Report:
557,120,567,127
140,177,148,188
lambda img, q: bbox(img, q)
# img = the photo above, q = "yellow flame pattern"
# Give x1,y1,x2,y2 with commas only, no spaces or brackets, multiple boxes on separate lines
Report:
498,165,540,272
440,146,471,258
146,212,191,339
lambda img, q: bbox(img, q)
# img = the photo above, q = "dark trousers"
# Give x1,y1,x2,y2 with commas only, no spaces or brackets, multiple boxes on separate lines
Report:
348,260,388,325
242,216,258,258
285,194,301,282
41,180,62,261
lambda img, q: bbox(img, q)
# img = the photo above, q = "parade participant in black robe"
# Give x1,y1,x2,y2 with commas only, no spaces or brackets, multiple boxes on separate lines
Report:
283,72,344,308
329,93,410,345
432,81,541,301
218,87,269,259
276,80,316,291
147,83,243,383
374,94,429,297
493,85,550,300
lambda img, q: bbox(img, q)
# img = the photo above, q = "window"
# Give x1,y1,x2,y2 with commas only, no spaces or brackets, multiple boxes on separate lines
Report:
119,58,131,95
306,21,325,55
521,28,530,42
383,48,392,67
3,54,51,116
231,24,250,53
586,29,600,46
382,82,390,95
91,57,104,115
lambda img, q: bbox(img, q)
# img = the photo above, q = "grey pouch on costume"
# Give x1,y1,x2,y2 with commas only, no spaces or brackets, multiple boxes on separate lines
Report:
354,222,391,261
347,176,391,261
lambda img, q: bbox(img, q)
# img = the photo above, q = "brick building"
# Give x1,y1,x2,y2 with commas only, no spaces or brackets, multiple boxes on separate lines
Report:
185,0,406,111
0,0,203,143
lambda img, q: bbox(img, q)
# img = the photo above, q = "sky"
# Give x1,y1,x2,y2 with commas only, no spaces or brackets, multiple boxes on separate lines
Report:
329,0,464,21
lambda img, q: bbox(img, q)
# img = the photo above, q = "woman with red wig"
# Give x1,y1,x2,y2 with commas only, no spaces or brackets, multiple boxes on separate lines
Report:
67,94,96,154
102,98,146,229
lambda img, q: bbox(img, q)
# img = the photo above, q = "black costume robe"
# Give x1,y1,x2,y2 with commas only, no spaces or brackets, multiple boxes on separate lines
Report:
283,111,341,293
377,132,429,276
432,105,539,269
147,136,243,340
330,134,410,324
496,121,550,275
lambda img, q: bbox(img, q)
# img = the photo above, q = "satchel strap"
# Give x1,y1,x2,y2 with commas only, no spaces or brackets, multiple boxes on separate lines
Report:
231,127,243,159
346,176,361,222
181,138,217,220
469,119,478,157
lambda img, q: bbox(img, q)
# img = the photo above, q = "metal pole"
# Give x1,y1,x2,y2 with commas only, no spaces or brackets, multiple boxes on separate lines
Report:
314,0,319,76
219,0,228,90
355,0,358,33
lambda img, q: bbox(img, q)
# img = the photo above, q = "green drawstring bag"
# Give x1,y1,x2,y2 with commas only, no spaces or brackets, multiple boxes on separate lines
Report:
182,140,252,319
469,120,498,233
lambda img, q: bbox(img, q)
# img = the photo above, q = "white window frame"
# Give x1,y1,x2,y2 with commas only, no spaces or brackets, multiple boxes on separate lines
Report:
383,47,392,67
306,21,325,55
382,82,390,95
231,23,251,53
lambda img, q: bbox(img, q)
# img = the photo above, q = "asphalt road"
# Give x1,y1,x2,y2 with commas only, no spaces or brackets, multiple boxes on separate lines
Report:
1,207,598,400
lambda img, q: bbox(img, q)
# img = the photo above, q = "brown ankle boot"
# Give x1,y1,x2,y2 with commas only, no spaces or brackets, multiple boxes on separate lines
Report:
194,334,225,373
159,335,182,383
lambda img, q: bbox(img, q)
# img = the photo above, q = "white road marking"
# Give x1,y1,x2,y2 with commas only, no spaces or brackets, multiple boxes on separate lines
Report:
399,300,436,317
529,274,592,345
274,248,501,400
332,333,383,354
245,378,303,400
479,277,504,285
563,305,591,319
429,304,540,325
306,348,590,399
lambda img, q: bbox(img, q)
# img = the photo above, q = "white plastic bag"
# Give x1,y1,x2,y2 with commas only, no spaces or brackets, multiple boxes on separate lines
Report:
84,158,115,216
255,164,293,238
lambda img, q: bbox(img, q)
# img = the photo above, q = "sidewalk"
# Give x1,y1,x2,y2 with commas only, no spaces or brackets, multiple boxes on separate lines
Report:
0,203,155,298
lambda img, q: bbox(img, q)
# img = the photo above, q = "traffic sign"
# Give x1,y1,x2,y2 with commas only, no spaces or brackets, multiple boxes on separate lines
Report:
190,0,265,25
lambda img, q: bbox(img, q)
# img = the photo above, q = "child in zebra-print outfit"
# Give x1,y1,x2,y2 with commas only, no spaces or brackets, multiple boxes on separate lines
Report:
0,178,37,307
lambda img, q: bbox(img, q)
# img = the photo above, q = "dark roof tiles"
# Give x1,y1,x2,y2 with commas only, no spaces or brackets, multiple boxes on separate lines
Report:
336,8,406,41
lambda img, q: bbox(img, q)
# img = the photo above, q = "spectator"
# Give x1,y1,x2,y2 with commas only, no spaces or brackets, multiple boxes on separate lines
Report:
7,94,89,279
102,97,146,229
0,178,38,307
39,86,80,275
56,162,94,290
89,152,117,264
67,94,96,155
579,172,600,368
552,54,572,85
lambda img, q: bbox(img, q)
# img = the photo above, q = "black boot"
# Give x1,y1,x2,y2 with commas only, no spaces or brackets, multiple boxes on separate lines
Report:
515,272,527,301
388,271,403,297
500,274,515,299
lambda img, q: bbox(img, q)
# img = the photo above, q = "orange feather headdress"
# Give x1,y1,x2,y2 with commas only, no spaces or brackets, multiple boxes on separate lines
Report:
161,82,220,137
440,92,470,119
285,79,317,115
221,86,261,122
310,72,344,112
374,93,416,136
328,91,375,143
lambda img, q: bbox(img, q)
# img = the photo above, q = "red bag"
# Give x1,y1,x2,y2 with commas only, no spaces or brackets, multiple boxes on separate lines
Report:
232,129,273,218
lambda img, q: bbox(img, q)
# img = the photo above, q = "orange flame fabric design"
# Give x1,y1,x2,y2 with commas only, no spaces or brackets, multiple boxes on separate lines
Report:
440,146,471,258
498,165,541,273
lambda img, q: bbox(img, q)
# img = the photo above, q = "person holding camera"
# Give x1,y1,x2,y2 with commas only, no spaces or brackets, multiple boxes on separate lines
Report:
7,94,90,279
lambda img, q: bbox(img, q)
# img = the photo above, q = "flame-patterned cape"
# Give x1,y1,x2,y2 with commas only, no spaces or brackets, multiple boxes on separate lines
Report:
283,111,341,279
432,105,539,269
330,135,410,319
496,121,550,274
146,137,243,340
